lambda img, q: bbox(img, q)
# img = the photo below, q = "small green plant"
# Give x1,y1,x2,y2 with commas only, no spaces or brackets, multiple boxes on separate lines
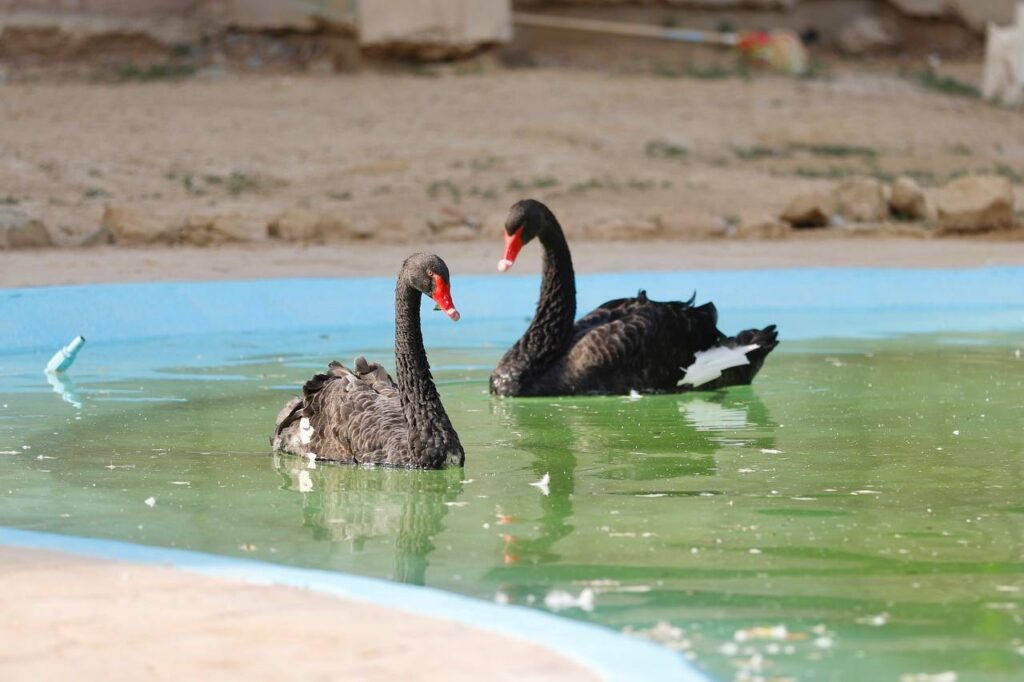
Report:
226,172,261,196
1,195,19,205
327,190,352,201
428,179,461,202
949,143,973,156
792,166,856,180
992,163,1024,183
83,188,110,199
645,139,689,160
734,146,786,161
468,186,499,200
791,143,877,159
910,70,980,99
506,176,559,192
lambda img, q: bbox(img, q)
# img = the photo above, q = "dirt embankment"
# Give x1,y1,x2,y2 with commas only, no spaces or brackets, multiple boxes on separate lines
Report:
1,65,1023,254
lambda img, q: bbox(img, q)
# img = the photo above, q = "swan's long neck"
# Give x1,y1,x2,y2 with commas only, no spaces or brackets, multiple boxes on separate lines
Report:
394,285,462,468
515,218,577,371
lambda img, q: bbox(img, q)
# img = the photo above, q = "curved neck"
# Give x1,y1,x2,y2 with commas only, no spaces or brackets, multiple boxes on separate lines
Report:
516,217,577,369
394,284,460,468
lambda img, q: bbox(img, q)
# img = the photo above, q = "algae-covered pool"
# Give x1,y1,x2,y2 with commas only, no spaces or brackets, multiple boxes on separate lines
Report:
2,270,1023,681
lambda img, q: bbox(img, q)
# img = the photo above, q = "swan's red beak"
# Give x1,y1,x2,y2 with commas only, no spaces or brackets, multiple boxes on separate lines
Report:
431,274,460,321
498,225,524,272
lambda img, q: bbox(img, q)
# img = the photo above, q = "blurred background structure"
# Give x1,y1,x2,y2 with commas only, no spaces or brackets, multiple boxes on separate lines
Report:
1,0,1022,261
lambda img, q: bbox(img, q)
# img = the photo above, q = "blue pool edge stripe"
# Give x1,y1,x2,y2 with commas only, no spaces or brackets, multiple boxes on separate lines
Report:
0,527,709,682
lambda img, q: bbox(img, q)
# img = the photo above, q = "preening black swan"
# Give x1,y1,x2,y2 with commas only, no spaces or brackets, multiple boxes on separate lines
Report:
490,200,779,397
272,253,465,469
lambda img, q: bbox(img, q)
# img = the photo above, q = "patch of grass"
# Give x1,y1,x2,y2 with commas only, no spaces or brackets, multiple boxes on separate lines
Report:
651,63,749,80
506,176,559,192
372,185,392,196
468,185,499,200
734,146,786,161
645,139,689,160
992,163,1024,184
428,179,461,202
949,143,973,156
1,195,20,205
226,172,261,196
792,166,856,180
83,188,110,199
569,178,605,194
327,190,352,201
791,143,878,159
910,70,980,99
626,178,655,190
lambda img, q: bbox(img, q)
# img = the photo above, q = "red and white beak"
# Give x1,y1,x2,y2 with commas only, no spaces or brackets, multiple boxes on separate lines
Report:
497,225,524,272
431,274,460,321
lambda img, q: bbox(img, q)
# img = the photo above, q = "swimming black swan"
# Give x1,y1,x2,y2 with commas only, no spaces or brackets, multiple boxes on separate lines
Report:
272,253,465,469
490,200,779,397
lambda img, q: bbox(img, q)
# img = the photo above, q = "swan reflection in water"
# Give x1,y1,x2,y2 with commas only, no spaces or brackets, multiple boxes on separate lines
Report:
273,454,464,585
487,390,777,597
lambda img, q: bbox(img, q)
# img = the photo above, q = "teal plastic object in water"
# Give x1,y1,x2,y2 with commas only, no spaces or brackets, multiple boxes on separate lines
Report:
44,335,85,374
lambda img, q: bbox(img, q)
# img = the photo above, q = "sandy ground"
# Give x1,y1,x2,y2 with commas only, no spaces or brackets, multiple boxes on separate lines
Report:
2,66,1023,248
2,239,1024,288
0,545,596,682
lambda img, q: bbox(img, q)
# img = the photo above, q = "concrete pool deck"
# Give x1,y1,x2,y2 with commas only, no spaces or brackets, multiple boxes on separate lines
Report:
3,239,1024,288
0,545,599,682
0,529,704,682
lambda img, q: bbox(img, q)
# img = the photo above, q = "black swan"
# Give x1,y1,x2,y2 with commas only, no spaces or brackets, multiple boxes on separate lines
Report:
490,200,779,397
272,253,465,469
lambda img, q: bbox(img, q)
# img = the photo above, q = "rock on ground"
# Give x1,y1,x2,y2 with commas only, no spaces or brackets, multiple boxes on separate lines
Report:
0,208,52,249
834,178,889,223
935,175,1016,233
182,214,268,246
780,192,835,229
269,209,352,243
101,205,178,245
889,176,929,221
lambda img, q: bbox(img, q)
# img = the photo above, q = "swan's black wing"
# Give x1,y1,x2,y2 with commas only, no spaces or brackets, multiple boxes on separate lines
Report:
536,291,722,395
271,357,410,465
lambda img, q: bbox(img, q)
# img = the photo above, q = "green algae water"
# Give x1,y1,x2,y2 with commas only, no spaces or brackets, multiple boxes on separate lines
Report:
2,331,1023,681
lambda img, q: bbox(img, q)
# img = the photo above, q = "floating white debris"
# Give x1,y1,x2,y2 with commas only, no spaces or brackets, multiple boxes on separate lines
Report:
857,613,889,626
851,489,882,495
0,451,19,456
734,625,788,642
718,642,739,656
544,588,595,612
814,636,834,649
144,496,156,507
494,591,510,606
636,493,666,498
995,585,1021,593
444,501,468,508
170,481,190,486
952,430,960,436
760,448,783,455
899,673,957,682
530,473,550,496
749,548,762,555
737,468,756,473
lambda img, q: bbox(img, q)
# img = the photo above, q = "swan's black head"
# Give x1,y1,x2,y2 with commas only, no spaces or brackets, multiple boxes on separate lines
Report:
498,199,552,272
401,252,459,321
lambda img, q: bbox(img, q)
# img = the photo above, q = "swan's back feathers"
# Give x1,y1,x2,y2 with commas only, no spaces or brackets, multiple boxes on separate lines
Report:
543,292,722,395
273,358,408,465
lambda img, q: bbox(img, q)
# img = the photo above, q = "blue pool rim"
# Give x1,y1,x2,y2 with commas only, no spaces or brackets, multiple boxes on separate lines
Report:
0,527,706,682
2,266,1024,681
